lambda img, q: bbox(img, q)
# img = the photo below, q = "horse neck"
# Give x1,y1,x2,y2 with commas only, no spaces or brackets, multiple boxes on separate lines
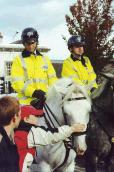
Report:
45,91,65,127
37,116,48,127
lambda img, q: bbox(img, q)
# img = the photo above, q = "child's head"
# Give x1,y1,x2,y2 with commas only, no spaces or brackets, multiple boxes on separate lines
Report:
0,96,21,128
20,105,43,125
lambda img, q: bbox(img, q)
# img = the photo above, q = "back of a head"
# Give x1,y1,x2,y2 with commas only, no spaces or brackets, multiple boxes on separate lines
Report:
0,96,20,126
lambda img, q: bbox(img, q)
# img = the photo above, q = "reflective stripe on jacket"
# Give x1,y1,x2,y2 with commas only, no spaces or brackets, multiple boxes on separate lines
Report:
62,55,98,89
11,52,57,105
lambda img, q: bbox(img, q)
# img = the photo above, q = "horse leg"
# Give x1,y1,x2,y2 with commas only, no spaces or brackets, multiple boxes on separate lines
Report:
85,149,99,172
63,160,75,172
98,141,111,172
106,156,114,172
106,143,114,172
54,149,76,172
54,161,75,172
37,161,52,172
85,140,111,172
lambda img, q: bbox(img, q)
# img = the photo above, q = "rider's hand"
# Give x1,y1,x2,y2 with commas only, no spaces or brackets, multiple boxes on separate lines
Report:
30,98,45,109
31,90,46,109
32,90,46,100
71,123,85,133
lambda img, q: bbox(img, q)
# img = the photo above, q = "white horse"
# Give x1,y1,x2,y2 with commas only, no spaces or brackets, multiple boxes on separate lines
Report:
34,78,91,172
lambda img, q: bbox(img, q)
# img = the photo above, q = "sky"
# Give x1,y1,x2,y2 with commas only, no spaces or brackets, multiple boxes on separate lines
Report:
0,0,76,60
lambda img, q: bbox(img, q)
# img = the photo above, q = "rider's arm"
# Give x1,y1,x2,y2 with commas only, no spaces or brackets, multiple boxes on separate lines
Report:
62,59,84,86
85,57,98,89
27,125,73,148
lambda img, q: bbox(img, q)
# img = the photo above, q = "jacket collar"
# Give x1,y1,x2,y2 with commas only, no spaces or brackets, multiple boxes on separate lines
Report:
22,49,42,58
71,54,87,67
70,54,82,61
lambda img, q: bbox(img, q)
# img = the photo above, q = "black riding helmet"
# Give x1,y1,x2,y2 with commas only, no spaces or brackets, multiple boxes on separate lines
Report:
68,35,85,49
21,27,39,44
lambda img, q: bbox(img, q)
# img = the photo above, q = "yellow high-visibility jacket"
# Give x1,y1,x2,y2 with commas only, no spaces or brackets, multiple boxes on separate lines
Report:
62,55,98,89
11,50,58,105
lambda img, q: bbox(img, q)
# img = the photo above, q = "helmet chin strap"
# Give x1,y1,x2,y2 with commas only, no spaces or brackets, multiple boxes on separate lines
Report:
34,42,38,52
30,41,38,54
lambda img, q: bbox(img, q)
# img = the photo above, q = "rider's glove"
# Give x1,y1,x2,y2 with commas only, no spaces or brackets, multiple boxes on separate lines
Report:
31,90,46,109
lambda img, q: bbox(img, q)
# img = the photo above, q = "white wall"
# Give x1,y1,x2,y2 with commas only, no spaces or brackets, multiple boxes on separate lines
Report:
0,51,21,76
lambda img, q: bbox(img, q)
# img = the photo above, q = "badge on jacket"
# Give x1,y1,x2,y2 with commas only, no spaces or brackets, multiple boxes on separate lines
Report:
42,65,48,71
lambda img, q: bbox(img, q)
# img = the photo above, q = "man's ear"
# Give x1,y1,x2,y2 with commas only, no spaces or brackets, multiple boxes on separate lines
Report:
12,116,16,123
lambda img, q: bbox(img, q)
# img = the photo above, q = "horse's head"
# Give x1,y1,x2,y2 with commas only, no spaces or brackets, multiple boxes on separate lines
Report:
46,78,92,153
46,78,75,124
61,79,92,153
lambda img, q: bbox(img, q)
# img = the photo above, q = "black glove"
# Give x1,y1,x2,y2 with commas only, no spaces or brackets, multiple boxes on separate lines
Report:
32,90,45,99
31,90,46,109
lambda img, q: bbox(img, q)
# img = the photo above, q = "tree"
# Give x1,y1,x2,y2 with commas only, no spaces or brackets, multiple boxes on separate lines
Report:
66,0,114,72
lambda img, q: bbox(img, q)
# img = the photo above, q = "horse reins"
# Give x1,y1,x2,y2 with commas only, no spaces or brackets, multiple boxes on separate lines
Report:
43,95,87,170
44,103,72,170
44,103,61,127
43,95,86,130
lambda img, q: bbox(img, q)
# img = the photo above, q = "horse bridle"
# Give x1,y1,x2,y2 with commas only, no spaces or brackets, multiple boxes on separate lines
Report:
43,95,86,129
43,95,87,170
67,97,86,101
44,95,87,137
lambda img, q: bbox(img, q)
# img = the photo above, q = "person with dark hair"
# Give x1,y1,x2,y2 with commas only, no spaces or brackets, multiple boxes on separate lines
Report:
62,35,98,93
11,27,57,109
0,96,21,172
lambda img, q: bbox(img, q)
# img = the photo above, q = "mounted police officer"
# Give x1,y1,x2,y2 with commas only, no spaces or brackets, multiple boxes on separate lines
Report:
11,27,57,108
62,35,98,92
